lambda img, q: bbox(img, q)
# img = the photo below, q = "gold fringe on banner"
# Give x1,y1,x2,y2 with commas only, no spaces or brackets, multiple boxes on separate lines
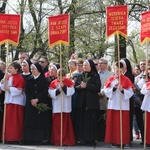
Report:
141,37,150,46
106,30,128,39
0,39,19,46
49,40,69,48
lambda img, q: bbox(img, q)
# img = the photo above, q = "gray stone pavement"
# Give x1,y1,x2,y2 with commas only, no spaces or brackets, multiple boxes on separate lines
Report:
0,139,147,150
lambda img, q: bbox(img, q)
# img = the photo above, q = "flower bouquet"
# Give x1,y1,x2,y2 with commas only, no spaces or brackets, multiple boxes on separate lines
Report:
36,103,50,114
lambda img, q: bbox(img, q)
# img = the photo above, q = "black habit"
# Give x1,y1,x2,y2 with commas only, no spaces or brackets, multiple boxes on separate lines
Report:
23,74,51,143
74,61,101,145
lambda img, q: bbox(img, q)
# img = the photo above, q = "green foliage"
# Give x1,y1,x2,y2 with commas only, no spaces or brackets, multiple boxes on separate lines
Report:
36,103,50,114
4,0,150,65
82,72,90,82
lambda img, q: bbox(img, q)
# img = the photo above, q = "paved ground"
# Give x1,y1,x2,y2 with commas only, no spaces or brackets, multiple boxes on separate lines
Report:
0,139,146,150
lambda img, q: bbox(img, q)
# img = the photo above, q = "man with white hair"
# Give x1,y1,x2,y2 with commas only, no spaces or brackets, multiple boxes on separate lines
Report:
97,58,113,141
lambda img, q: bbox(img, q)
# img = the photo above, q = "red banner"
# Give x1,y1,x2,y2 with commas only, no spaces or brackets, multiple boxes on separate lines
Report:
0,14,21,46
140,11,150,45
106,5,128,38
48,14,70,48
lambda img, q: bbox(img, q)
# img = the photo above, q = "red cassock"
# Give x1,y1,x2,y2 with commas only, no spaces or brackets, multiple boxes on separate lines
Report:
105,110,130,144
5,104,25,141
49,78,75,146
146,112,150,144
51,113,75,146
3,74,25,141
144,82,150,144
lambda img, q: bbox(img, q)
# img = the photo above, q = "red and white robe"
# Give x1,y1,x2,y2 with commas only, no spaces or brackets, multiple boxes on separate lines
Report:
1,74,25,141
48,78,75,146
104,75,134,145
141,81,150,144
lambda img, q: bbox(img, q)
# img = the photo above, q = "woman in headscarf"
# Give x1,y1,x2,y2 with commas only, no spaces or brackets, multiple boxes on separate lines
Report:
74,59,101,146
21,59,32,82
1,62,25,143
45,63,60,143
23,62,50,145
120,58,142,146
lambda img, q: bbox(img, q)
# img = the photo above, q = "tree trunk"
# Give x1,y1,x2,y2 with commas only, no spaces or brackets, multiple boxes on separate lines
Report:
0,0,7,61
65,0,77,58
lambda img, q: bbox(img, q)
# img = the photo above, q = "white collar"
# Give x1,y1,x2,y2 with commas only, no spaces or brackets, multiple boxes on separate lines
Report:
33,73,41,79
23,72,31,75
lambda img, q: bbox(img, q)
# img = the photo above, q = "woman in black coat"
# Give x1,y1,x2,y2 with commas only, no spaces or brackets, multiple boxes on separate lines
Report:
74,59,101,146
23,62,50,145
121,58,135,144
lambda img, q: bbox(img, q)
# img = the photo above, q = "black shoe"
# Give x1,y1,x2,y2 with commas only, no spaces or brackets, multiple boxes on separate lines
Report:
5,141,19,144
40,140,50,145
90,141,96,146
19,140,25,145
140,142,144,145
123,144,130,149
85,141,96,146
111,144,118,148
146,145,150,149
76,140,85,146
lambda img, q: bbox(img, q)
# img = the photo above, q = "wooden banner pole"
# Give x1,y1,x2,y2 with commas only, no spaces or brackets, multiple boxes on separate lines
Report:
59,43,63,146
117,33,123,149
144,41,149,149
2,41,9,144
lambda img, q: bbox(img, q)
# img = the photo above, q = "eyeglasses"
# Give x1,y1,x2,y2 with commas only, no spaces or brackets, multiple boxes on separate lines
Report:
99,62,107,64
94,64,98,66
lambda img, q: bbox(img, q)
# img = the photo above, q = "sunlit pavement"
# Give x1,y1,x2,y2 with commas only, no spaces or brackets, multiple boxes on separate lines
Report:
0,139,146,150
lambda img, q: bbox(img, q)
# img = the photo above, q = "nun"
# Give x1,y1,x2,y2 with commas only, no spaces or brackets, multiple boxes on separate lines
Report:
120,58,138,145
74,59,101,146
23,62,50,145
21,59,32,82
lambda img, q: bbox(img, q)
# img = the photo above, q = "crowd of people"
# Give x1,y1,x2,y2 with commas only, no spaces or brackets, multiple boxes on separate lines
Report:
0,52,149,149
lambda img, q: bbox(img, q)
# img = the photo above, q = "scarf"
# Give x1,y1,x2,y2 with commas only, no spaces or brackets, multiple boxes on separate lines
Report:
49,78,74,89
146,80,150,90
8,74,25,89
104,74,134,89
